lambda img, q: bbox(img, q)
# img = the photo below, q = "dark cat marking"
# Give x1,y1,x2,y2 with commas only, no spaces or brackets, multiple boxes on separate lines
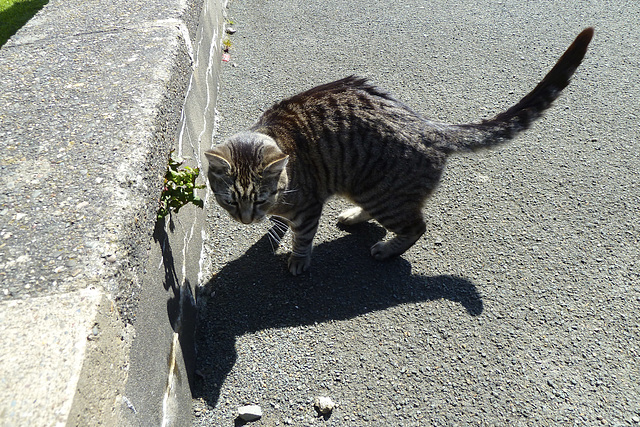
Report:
205,28,594,275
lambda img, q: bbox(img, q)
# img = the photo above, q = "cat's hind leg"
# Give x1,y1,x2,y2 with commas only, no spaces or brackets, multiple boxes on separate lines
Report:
362,202,426,260
371,220,426,260
337,206,371,225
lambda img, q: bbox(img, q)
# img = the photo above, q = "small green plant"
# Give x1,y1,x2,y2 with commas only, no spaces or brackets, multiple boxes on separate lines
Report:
222,36,232,52
158,150,205,219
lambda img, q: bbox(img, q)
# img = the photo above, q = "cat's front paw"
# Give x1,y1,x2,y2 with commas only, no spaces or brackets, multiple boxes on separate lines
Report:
288,254,311,275
370,241,394,261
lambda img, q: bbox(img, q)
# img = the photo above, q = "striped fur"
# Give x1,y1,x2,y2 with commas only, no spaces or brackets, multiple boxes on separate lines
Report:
205,28,593,275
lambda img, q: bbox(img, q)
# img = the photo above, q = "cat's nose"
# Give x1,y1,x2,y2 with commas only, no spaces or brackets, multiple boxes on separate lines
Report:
240,210,253,224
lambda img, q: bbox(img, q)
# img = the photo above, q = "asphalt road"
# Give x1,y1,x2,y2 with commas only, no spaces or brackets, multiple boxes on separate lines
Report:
193,0,640,425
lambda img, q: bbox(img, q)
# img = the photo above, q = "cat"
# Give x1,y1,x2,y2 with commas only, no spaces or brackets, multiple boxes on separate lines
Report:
205,28,593,275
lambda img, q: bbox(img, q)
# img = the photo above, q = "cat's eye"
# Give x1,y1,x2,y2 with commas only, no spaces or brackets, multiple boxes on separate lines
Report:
225,198,237,206
254,200,267,206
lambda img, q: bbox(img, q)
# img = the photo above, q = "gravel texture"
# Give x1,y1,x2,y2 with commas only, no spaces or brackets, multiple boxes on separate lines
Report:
194,0,639,425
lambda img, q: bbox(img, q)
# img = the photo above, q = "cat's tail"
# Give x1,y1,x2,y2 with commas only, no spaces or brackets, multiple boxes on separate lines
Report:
438,27,594,153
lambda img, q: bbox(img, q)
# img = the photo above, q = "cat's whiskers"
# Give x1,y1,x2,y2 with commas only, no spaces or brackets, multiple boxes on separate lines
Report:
265,216,290,254
270,215,290,230
266,227,281,254
270,217,289,235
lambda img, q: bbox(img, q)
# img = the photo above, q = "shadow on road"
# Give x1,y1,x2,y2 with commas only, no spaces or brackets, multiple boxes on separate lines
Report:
194,222,483,407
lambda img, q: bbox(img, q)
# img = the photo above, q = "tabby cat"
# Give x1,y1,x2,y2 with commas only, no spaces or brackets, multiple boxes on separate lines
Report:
205,28,593,275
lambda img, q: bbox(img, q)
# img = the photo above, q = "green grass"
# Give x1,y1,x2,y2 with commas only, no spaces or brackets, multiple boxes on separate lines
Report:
0,0,49,47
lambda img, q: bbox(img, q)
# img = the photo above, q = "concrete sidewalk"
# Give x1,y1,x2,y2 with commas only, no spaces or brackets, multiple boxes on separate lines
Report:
0,0,224,425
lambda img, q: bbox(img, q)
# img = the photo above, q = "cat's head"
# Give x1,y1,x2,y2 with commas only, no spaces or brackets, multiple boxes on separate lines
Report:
204,132,289,224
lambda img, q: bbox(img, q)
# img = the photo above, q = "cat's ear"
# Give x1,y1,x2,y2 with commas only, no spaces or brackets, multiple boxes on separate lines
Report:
204,148,232,177
261,144,289,178
263,155,289,178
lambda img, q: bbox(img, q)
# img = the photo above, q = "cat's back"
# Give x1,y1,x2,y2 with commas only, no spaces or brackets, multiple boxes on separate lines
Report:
261,75,396,117
250,76,444,196
252,76,427,147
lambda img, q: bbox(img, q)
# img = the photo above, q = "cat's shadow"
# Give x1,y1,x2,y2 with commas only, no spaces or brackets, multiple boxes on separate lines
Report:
194,222,484,409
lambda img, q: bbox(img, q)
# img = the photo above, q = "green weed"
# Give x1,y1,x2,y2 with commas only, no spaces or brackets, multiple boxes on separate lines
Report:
158,150,205,219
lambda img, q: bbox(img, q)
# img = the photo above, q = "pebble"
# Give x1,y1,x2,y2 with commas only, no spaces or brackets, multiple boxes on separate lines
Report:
226,27,237,35
88,324,99,341
313,396,335,415
76,201,89,210
237,404,262,422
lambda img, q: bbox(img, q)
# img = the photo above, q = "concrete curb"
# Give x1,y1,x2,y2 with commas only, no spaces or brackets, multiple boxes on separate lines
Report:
0,0,224,425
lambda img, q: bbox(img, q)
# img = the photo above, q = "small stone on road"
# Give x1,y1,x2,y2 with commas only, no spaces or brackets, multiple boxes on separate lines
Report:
313,396,335,415
237,404,262,422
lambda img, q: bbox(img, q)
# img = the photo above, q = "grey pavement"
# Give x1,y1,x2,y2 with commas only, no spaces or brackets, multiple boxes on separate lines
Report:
194,0,640,426
1,0,224,425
